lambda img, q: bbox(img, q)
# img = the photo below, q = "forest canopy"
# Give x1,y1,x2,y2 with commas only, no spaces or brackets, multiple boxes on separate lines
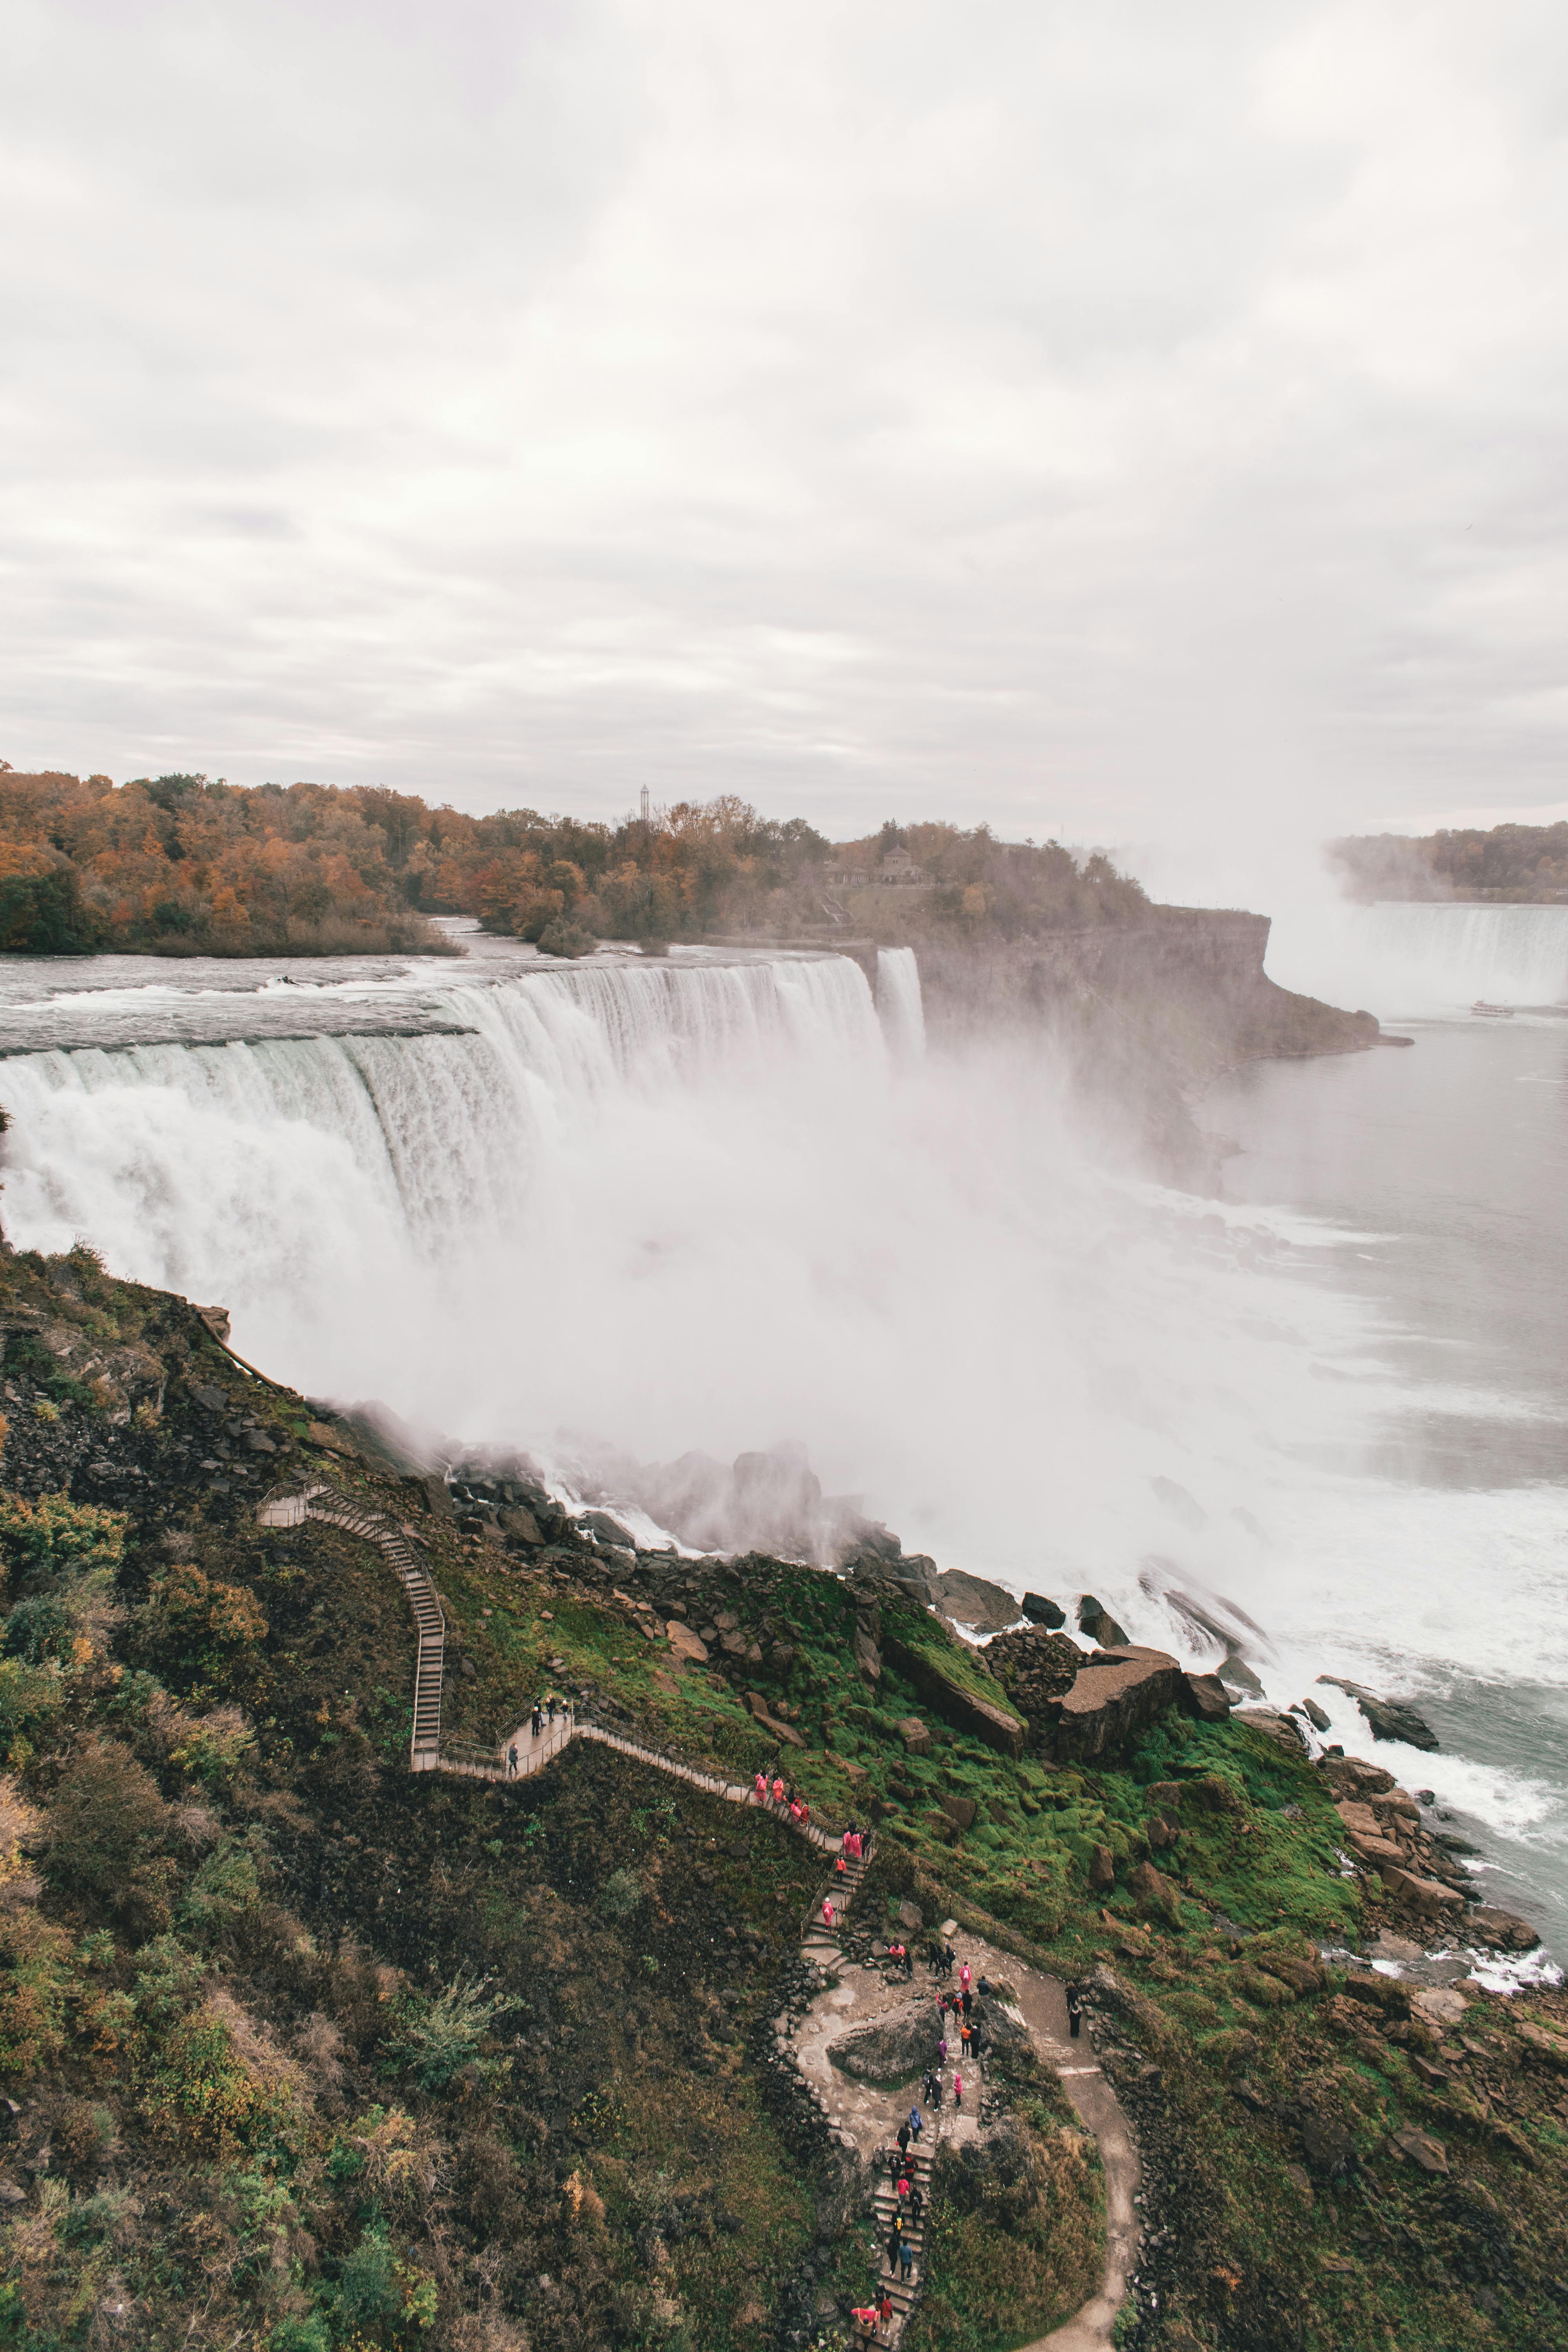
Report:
1329,820,1568,904
0,766,1149,957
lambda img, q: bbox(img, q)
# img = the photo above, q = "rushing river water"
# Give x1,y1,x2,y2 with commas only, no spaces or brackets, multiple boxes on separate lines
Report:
0,917,1563,1968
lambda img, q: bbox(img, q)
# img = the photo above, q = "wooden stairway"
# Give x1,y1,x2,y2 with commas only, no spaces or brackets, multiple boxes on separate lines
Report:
256,1484,446,1767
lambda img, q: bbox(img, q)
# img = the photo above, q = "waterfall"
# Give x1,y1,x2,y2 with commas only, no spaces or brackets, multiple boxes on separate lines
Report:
0,936,1411,1682
875,948,926,1060
1273,902,1568,1014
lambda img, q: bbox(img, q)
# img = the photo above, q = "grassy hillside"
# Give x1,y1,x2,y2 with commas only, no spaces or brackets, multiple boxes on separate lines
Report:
0,1241,1562,2350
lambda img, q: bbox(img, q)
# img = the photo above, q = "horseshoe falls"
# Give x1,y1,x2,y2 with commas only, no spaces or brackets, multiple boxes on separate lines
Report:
1269,899,1568,1016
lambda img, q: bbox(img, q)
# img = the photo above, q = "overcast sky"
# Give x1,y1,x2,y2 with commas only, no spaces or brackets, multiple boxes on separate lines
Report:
3,0,1567,871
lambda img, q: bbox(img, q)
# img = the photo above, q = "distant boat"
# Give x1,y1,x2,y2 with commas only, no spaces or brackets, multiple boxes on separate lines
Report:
1472,1000,1515,1017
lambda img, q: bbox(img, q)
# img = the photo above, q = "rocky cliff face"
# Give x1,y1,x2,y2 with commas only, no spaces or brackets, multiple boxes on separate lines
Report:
913,907,1379,1183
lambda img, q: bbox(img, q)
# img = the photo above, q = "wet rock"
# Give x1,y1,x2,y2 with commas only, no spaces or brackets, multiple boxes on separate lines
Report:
1217,1652,1265,1697
1021,1593,1066,1629
1382,1866,1465,1918
1076,1593,1130,1648
930,1569,1018,1631
1301,1696,1331,1732
1181,1670,1231,1722
1467,1906,1540,1952
1237,1706,1309,1755
1318,1677,1439,1751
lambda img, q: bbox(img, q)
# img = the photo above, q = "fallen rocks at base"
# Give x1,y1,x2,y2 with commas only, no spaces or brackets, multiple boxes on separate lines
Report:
1181,1670,1231,1721
1318,1675,1440,1751
1021,1591,1066,1628
1041,1643,1183,1762
1468,1905,1541,1951
1076,1592,1130,1647
929,1567,1020,1632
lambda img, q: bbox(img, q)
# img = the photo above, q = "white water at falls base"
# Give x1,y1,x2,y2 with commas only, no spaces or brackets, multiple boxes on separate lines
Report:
1,940,1564,1953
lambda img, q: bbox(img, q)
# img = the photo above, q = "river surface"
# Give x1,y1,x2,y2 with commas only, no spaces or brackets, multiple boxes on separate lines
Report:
1205,915,1568,1974
0,919,1561,1971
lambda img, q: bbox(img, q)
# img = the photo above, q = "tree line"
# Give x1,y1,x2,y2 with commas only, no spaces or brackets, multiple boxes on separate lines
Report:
0,766,1148,957
1330,821,1568,904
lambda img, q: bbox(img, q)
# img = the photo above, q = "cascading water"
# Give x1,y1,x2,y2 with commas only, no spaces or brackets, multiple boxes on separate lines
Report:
875,947,926,1060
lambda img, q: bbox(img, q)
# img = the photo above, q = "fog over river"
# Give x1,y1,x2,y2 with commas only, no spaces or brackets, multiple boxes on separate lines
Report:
0,911,1564,1965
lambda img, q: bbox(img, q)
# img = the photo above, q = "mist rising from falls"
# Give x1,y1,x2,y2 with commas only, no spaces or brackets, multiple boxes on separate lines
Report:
0,947,1394,1649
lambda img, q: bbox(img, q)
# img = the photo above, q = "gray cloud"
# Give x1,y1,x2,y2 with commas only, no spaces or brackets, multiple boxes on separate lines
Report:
2,0,1566,865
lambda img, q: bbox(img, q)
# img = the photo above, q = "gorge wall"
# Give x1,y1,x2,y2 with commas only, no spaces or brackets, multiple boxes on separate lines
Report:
911,907,1380,1182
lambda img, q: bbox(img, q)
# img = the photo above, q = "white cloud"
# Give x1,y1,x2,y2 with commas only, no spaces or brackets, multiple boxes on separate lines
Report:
1,0,1566,877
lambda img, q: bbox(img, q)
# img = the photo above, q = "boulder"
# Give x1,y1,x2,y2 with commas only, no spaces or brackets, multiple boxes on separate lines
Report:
665,1621,710,1664
1381,1866,1464,1917
853,1626,882,1684
1299,2109,1357,2176
1129,1858,1180,1919
1318,1677,1439,1752
940,1794,978,1832
1045,1646,1183,1763
880,1633,1026,1757
1218,1652,1265,1698
1022,1593,1067,1629
1468,1906,1540,1952
1237,1706,1309,1755
582,1509,637,1549
1087,1844,1116,1889
896,1717,932,1755
931,1569,1020,1632
1390,2127,1448,2175
1077,1594,1130,1648
1180,1671,1231,1723
1323,1756,1396,1797
897,1898,923,1932
1516,2022,1568,2071
743,1691,804,1747
1260,1954,1326,1998
828,2007,937,2088
1410,1986,1470,2030
1301,1697,1331,1732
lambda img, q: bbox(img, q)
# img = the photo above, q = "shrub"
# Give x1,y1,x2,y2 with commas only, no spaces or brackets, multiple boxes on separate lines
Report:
0,1490,125,1595
382,1973,516,2091
139,1564,267,1691
44,1735,174,1919
0,1909,73,2074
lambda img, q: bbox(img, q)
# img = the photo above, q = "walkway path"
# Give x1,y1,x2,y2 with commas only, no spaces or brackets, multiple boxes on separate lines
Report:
258,1482,1138,2347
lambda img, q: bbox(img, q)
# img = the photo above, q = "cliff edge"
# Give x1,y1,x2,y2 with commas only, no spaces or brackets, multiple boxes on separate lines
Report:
914,906,1378,1182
